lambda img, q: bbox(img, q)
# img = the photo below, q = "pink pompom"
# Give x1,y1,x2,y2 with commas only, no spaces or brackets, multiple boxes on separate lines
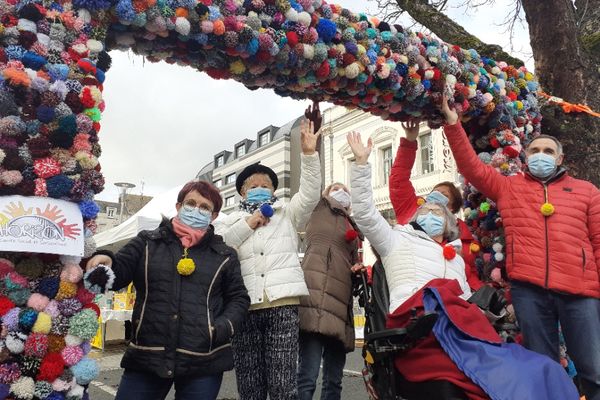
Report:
60,263,83,284
44,300,60,318
27,293,50,312
61,345,84,366
24,332,49,357
490,267,502,282
0,258,15,279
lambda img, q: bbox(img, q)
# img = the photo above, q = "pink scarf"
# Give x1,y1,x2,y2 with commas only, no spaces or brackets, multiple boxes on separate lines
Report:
172,217,207,248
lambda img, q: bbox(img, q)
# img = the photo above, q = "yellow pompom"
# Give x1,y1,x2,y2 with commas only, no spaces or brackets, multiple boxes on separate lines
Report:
500,162,510,171
540,202,555,217
470,243,481,254
55,281,78,300
32,312,52,334
229,60,246,75
177,257,196,276
416,197,426,206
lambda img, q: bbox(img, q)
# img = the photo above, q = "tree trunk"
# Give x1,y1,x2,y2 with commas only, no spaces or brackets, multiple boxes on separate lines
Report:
395,0,600,186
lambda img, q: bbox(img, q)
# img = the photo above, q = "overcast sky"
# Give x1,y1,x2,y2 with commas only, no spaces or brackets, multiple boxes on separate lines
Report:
97,0,531,202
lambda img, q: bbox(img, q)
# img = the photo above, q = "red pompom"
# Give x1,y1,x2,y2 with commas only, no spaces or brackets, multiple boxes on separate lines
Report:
0,295,15,316
502,146,519,159
316,60,330,79
37,352,65,382
443,245,457,260
83,302,101,317
345,229,358,242
286,31,298,47
489,137,500,148
76,286,95,306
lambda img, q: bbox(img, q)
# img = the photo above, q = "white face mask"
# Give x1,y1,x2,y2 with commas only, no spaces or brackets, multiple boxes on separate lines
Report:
329,189,351,208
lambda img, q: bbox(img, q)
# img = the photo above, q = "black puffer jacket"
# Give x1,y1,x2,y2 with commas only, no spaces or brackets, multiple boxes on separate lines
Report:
98,219,250,378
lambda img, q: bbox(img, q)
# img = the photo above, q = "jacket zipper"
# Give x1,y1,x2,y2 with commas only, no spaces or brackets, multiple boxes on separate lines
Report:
207,257,230,352
543,185,550,288
135,244,150,343
582,249,586,271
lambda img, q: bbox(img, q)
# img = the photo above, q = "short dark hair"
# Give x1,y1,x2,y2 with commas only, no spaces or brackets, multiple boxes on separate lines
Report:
177,180,223,213
434,181,463,214
527,135,563,154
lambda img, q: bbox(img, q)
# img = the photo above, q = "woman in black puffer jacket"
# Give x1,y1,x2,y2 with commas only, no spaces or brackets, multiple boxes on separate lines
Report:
86,180,250,400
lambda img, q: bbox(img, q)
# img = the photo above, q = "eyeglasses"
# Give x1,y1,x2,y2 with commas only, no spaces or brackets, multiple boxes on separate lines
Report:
182,200,213,213
417,206,444,217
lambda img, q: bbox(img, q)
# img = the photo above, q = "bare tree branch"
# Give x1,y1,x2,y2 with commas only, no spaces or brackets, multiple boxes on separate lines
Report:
394,0,525,66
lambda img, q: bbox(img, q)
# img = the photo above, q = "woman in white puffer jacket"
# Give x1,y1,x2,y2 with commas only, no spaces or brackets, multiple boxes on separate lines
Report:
346,132,471,313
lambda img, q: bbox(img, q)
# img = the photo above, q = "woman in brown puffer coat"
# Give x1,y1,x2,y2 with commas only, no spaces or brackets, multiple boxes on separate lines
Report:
297,182,363,400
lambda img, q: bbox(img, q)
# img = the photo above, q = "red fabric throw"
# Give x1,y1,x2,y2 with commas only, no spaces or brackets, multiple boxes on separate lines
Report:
172,217,206,248
386,279,500,400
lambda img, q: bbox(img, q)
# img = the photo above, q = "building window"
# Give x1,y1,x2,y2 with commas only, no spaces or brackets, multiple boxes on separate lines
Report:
106,207,117,219
259,132,270,146
381,147,393,184
236,145,246,158
213,179,222,188
216,155,224,167
420,133,434,174
225,196,235,207
226,173,236,184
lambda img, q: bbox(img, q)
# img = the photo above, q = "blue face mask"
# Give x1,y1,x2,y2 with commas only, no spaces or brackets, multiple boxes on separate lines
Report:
246,187,273,204
426,191,449,207
178,206,212,229
528,153,557,179
416,212,445,237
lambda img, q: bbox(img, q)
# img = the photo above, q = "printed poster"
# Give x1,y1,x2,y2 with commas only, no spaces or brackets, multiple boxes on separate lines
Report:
0,195,84,256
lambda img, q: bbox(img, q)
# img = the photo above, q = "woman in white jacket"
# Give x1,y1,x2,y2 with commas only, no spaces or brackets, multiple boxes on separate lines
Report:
346,132,471,313
214,119,321,400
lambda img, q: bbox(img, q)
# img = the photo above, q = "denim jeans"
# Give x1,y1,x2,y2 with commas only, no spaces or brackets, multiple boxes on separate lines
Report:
510,280,600,400
298,332,346,400
114,369,223,400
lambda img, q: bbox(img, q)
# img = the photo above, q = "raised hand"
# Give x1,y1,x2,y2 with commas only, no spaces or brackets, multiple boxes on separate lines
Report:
300,118,322,155
304,101,322,134
36,204,64,221
4,201,32,218
86,254,113,271
57,219,82,239
401,119,420,141
346,131,373,165
441,94,459,126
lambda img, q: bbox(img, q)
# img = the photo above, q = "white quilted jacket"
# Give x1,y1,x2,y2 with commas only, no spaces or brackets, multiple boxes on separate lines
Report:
215,153,321,305
351,163,471,312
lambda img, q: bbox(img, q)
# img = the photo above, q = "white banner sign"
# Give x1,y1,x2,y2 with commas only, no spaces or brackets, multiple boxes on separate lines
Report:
0,196,84,256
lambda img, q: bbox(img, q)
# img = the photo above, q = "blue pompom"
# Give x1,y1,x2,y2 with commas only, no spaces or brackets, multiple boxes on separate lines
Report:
260,203,274,218
79,200,100,219
316,19,337,44
18,308,38,331
38,277,60,299
115,0,136,22
5,45,26,60
36,106,55,124
46,175,75,199
71,358,99,385
47,64,70,82
72,0,112,10
95,68,106,84
22,51,48,70
45,392,66,400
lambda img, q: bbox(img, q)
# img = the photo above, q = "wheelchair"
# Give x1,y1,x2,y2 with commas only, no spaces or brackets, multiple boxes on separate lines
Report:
354,261,518,400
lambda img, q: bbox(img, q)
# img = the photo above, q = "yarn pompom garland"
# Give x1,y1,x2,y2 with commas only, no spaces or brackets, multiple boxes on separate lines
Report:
67,309,98,340
37,353,65,382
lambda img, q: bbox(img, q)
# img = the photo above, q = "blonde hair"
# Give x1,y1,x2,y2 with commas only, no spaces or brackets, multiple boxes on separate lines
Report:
240,173,273,196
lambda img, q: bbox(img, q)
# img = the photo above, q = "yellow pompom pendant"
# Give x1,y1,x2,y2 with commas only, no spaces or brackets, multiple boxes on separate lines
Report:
416,197,425,206
177,248,196,276
540,202,555,217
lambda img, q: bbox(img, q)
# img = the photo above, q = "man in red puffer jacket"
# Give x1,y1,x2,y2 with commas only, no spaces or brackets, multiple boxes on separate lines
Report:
440,96,600,400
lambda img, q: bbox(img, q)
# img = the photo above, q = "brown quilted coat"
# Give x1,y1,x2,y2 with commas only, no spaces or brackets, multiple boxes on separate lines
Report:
299,197,362,352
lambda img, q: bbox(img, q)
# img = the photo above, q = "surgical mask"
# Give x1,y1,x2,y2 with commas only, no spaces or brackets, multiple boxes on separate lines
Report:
178,206,212,230
426,191,449,207
416,212,445,237
329,189,351,208
246,187,273,204
528,153,557,179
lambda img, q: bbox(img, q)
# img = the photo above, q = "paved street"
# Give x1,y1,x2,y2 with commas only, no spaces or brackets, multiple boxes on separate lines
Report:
87,343,369,400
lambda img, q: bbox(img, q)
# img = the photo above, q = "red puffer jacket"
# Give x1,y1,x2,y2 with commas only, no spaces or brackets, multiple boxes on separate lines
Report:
389,137,483,291
444,123,600,298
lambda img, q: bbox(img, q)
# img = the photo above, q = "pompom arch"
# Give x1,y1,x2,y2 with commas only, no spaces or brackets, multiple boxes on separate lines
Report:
1,0,540,396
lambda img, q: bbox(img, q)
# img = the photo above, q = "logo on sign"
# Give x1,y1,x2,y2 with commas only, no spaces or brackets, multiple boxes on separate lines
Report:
0,202,81,241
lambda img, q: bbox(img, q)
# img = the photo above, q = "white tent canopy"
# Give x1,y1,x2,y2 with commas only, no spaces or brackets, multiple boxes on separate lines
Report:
94,184,184,250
